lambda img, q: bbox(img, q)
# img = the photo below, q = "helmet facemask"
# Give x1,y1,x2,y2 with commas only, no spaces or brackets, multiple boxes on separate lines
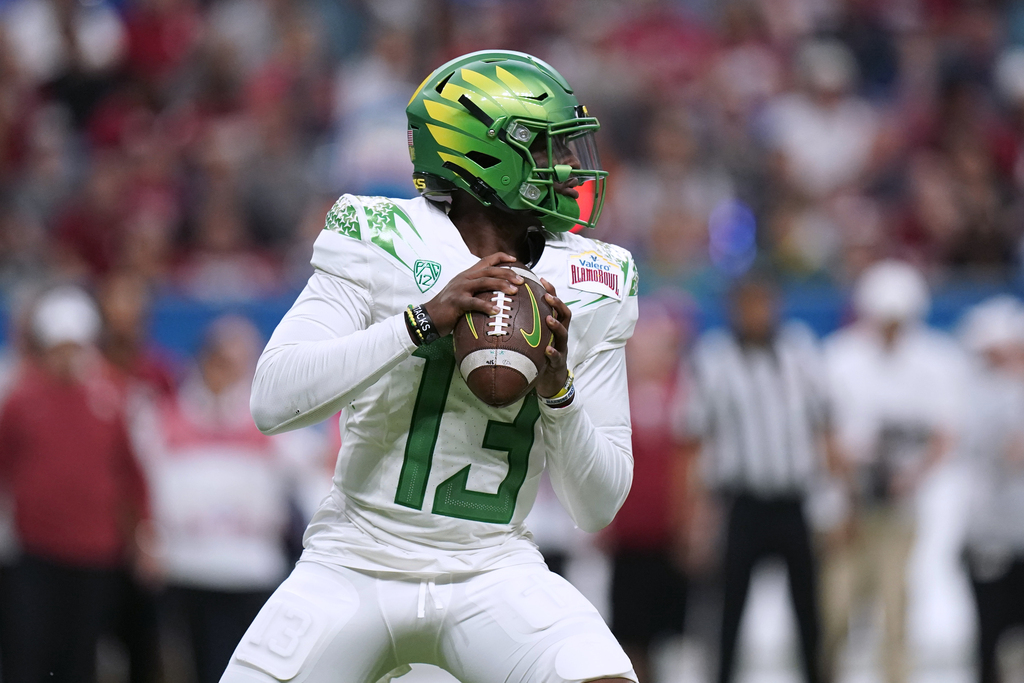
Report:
504,108,607,233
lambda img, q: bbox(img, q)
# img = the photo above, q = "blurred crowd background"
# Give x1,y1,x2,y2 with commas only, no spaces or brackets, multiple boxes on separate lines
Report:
0,0,1023,682
0,0,1017,294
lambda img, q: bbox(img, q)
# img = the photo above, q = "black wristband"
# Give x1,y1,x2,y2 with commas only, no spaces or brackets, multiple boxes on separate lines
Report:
406,304,441,346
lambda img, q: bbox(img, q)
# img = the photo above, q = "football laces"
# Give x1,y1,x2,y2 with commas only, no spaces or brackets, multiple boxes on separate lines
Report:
487,291,512,336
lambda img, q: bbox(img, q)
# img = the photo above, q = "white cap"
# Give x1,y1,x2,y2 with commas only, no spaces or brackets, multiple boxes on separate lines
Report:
853,260,930,322
959,295,1024,353
799,39,858,93
32,286,102,349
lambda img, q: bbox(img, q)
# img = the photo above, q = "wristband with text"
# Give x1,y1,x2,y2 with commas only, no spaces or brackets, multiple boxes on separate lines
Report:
405,304,441,347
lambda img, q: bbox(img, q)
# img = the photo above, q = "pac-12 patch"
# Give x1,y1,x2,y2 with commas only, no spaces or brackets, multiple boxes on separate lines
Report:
567,250,623,301
414,259,441,292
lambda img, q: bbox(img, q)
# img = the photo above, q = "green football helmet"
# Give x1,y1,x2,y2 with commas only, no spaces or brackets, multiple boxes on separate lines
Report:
406,50,607,233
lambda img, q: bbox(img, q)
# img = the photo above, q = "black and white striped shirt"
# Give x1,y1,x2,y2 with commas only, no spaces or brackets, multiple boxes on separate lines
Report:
684,322,829,497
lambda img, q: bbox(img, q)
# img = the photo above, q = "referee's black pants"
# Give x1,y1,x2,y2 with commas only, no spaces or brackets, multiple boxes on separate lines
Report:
968,556,1024,683
717,493,820,683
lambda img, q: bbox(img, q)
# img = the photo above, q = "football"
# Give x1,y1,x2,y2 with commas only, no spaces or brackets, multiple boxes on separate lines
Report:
453,263,554,407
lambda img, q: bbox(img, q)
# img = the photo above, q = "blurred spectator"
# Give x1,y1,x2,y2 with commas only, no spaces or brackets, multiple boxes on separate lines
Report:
759,39,892,276
329,25,418,197
3,0,125,126
994,47,1024,194
0,285,150,683
52,148,130,279
238,89,316,249
958,296,1024,683
0,284,37,683
4,0,124,84
174,192,283,301
706,2,779,208
606,110,735,285
0,26,35,191
12,102,77,230
205,0,299,78
834,0,901,99
822,260,967,683
0,0,1012,296
685,273,830,683
122,0,202,95
604,295,694,683
146,315,307,683
98,269,177,399
0,195,49,292
98,269,176,683
764,40,881,200
598,2,716,97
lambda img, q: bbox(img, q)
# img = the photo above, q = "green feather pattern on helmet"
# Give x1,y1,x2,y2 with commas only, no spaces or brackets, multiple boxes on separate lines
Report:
406,50,607,232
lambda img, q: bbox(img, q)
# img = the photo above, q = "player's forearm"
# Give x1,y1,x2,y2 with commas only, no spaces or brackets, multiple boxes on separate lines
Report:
543,399,633,533
251,314,416,434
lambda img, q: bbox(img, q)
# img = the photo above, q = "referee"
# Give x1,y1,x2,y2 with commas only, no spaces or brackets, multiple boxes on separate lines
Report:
685,275,829,683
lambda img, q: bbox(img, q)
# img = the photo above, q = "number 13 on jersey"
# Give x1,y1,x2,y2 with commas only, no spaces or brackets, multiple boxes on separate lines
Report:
394,337,540,524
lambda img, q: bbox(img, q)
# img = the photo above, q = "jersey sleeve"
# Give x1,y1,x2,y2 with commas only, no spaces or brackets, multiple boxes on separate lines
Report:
541,256,639,533
250,197,418,434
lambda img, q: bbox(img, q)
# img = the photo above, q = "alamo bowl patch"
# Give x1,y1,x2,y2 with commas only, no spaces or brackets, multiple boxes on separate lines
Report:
567,250,623,301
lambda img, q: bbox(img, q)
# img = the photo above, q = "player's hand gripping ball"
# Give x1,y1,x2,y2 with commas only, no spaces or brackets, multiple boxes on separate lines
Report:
453,262,554,407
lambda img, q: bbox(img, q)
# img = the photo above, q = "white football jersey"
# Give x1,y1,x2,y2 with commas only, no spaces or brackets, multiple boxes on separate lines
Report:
255,194,638,575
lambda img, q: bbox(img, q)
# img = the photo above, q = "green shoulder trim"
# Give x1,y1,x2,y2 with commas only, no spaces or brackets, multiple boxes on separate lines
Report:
361,196,420,270
323,195,423,272
324,195,361,239
628,259,639,297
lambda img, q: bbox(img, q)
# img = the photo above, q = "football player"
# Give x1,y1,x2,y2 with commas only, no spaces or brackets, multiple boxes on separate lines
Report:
221,50,640,683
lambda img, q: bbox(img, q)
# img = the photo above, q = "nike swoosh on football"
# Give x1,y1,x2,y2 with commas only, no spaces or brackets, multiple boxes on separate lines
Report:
521,284,542,348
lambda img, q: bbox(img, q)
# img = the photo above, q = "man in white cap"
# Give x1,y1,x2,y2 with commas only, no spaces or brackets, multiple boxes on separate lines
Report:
764,39,881,199
0,285,151,683
958,296,1024,683
820,260,967,683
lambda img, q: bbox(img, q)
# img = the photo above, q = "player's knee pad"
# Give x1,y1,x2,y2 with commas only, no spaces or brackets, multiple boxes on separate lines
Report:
552,634,635,683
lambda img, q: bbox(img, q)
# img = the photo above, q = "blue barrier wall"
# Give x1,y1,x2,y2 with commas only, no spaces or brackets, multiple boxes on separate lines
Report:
149,281,1024,359
3,281,1021,360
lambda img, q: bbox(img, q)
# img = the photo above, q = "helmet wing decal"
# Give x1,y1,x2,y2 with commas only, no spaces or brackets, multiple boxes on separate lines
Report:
423,100,473,130
426,123,480,155
494,66,542,99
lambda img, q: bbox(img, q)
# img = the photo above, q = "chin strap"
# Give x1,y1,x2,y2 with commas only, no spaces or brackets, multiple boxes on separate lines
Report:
442,161,501,206
524,227,546,268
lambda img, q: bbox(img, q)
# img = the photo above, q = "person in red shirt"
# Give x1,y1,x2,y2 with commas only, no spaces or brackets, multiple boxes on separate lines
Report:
604,296,695,683
0,285,151,683
97,270,178,683
99,269,178,398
